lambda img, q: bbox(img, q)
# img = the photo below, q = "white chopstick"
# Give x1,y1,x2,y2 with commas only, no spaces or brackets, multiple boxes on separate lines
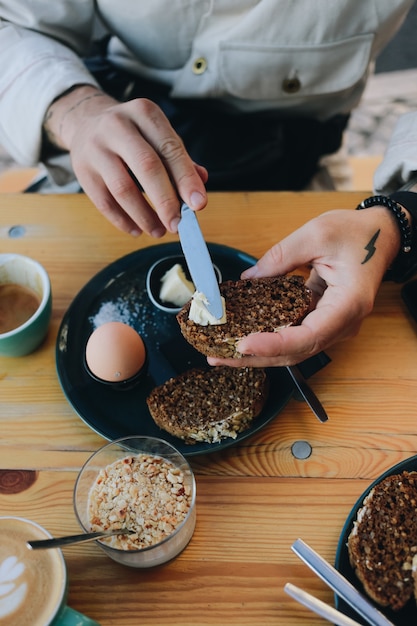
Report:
291,539,395,626
285,583,363,626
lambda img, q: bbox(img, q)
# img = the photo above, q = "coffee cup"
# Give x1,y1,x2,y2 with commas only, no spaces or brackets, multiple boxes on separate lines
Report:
0,516,99,626
0,253,52,356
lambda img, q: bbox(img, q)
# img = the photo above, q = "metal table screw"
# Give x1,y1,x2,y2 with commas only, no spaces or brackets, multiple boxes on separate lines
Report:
291,440,312,460
8,225,26,238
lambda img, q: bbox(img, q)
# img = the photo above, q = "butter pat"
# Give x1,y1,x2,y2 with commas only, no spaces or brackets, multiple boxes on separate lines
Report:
159,264,195,307
188,291,227,326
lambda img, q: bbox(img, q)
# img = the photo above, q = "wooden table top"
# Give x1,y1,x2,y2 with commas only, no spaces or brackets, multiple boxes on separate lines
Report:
1,191,416,626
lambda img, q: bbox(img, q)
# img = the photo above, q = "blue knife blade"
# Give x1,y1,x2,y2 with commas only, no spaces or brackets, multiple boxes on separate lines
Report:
177,203,223,319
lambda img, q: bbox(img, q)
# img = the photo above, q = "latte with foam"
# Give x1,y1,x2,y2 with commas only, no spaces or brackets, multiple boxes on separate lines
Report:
0,517,65,626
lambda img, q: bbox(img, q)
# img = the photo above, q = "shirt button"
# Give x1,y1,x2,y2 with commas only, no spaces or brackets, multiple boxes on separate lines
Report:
282,76,301,94
192,57,208,75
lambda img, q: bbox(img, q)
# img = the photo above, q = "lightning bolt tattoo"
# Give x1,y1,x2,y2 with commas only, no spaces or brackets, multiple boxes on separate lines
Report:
361,229,380,264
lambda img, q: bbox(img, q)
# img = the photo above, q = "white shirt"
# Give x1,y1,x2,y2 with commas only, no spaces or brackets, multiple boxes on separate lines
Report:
0,0,414,189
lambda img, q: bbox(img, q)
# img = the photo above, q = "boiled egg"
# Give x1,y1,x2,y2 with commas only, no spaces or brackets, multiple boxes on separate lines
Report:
85,321,146,383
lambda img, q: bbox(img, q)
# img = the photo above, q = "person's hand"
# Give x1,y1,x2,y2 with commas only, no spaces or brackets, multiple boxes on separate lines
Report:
44,86,208,236
208,207,401,367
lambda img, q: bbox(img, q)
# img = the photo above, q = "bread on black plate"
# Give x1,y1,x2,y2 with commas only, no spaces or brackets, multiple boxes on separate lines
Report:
348,470,417,611
146,366,269,444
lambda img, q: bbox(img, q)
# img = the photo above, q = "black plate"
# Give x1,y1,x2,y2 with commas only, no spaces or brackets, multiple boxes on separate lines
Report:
56,242,326,456
335,455,417,625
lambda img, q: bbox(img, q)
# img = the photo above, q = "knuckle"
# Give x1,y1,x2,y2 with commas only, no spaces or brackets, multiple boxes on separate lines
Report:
307,213,333,239
158,136,185,164
108,173,137,200
135,150,161,176
156,194,178,211
133,97,159,117
266,242,286,267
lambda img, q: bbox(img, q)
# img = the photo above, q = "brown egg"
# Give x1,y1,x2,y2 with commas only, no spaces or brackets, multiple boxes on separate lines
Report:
85,321,146,383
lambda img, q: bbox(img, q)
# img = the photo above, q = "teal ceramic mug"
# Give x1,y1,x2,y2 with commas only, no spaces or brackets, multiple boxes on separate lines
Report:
0,516,100,626
0,253,52,356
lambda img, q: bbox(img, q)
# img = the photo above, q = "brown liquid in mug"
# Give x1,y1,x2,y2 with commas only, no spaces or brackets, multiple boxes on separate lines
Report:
0,517,65,626
0,284,41,333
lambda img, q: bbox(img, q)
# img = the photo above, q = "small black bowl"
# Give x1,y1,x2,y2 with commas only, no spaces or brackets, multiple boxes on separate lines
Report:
146,255,222,314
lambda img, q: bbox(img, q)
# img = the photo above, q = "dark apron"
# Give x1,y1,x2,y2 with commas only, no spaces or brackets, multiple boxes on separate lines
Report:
85,49,349,192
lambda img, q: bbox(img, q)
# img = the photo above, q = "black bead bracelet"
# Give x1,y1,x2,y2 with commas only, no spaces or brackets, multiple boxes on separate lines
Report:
356,194,412,253
356,192,417,282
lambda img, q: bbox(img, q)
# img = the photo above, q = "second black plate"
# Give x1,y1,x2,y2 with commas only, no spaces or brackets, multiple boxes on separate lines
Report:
335,455,417,625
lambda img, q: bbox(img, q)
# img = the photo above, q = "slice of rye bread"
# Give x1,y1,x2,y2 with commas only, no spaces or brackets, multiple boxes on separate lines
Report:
146,366,268,444
347,471,417,611
176,275,312,358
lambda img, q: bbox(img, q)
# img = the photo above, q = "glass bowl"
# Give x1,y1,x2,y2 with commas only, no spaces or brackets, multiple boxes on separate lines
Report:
73,436,196,568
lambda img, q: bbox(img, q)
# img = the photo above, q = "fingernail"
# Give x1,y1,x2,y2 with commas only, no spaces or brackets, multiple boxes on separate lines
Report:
242,264,259,278
130,229,141,237
169,217,180,233
237,339,251,355
236,339,246,353
151,226,166,238
190,191,205,209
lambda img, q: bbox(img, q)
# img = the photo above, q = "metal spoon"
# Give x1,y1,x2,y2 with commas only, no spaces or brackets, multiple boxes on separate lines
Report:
27,528,134,550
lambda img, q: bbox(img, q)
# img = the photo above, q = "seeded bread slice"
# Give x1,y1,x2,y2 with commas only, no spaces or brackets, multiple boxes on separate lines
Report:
347,471,417,611
146,366,268,444
176,275,311,358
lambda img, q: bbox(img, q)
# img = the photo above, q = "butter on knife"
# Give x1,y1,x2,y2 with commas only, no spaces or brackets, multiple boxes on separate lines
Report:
188,291,227,326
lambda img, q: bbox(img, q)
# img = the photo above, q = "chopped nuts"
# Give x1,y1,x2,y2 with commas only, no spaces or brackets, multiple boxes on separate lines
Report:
88,453,192,550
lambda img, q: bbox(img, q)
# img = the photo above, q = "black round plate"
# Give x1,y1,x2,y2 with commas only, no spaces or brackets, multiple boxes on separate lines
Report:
335,455,417,625
56,241,294,456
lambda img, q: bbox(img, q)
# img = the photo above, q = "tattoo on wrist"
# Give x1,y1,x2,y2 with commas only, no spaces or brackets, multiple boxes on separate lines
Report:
43,90,107,151
58,91,107,137
361,229,380,264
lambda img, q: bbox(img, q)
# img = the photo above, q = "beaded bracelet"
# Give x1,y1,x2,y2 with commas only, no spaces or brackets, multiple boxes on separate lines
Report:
356,193,417,282
356,194,412,253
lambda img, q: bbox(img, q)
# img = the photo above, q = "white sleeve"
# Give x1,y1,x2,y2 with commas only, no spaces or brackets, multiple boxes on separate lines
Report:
0,18,99,169
374,111,417,194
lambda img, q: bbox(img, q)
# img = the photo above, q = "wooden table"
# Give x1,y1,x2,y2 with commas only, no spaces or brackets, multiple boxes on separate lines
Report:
1,191,416,625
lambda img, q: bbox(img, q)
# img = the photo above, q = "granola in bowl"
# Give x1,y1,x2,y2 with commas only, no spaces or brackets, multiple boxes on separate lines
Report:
88,453,192,550
74,437,196,567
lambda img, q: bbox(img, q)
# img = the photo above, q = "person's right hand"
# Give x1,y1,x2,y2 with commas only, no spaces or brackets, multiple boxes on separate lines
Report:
207,206,402,367
44,85,208,237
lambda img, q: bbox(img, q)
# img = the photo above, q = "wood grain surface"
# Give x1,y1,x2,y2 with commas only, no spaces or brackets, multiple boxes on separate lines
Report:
1,191,416,625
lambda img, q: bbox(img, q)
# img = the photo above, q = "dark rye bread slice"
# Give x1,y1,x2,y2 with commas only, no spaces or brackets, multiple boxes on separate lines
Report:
176,275,312,358
347,471,417,611
146,366,268,444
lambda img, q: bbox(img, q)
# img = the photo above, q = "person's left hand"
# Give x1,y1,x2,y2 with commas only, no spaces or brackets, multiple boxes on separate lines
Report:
207,207,401,367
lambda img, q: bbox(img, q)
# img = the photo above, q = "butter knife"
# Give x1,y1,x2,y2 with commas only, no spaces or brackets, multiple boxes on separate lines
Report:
287,365,328,422
177,203,223,319
291,539,395,626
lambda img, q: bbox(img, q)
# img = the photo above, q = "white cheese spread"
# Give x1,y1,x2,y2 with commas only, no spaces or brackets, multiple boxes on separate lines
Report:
188,291,227,326
159,264,195,307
